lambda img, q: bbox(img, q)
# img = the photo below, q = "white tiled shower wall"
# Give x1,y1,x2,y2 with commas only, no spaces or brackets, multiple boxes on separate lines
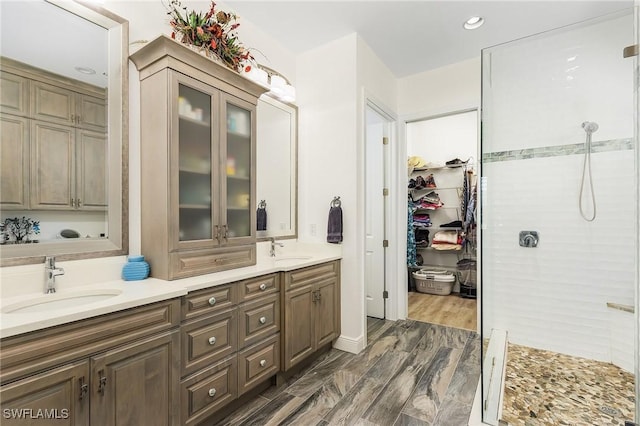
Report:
482,12,636,367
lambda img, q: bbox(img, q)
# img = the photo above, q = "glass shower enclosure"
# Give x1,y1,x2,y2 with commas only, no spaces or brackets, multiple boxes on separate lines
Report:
481,6,638,425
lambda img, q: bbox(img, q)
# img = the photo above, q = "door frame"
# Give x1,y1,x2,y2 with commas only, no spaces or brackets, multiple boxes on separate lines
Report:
364,102,392,319
396,106,480,327
362,95,397,329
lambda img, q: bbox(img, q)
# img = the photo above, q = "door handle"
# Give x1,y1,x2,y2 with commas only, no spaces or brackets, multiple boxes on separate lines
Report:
97,370,107,395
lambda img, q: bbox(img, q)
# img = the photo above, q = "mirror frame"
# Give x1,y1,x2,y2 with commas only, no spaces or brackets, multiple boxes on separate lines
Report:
0,0,128,266
256,95,298,241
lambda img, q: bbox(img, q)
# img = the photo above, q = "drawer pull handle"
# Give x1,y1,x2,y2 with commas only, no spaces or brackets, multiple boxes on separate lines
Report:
208,388,216,398
259,359,267,367
259,316,267,324
208,297,216,306
259,283,267,291
208,336,217,345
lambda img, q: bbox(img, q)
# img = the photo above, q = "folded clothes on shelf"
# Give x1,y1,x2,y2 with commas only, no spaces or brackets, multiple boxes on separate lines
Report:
441,220,462,228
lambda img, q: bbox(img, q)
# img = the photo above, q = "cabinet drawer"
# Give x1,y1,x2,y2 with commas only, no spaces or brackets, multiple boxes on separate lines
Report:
284,260,340,290
182,283,236,321
238,273,279,302
182,309,236,377
238,294,280,349
181,356,237,426
0,299,180,384
170,245,256,280
237,334,280,396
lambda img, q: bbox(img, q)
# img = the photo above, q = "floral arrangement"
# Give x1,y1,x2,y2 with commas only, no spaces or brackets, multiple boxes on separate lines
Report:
0,216,40,244
166,0,254,72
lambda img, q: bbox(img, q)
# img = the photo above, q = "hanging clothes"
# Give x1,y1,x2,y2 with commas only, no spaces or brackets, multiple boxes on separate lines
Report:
407,196,417,267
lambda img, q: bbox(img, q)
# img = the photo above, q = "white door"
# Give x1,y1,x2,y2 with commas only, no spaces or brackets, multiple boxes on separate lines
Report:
365,106,388,319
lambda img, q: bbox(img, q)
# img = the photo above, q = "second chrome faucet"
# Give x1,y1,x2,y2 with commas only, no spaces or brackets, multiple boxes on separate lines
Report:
269,238,284,257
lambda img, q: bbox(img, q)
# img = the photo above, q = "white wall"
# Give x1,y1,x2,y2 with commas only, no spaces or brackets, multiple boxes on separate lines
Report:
398,57,481,118
297,34,398,351
482,13,636,363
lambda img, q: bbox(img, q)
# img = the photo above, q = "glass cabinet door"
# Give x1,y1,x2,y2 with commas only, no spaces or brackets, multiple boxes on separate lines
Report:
222,97,254,242
177,83,215,243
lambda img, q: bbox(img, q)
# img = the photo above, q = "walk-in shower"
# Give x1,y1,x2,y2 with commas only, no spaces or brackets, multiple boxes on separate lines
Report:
480,7,638,426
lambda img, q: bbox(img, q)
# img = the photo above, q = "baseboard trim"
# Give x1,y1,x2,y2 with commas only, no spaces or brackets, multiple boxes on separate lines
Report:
333,333,365,354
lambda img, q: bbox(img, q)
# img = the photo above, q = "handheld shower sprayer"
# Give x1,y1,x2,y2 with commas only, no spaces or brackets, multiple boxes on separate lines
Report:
579,121,598,221
581,121,599,134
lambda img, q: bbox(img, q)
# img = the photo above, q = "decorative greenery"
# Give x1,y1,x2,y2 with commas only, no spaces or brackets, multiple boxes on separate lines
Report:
0,217,40,243
166,0,254,72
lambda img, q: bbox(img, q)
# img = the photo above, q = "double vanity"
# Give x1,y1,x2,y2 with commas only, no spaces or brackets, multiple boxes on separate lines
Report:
0,3,333,425
0,243,341,425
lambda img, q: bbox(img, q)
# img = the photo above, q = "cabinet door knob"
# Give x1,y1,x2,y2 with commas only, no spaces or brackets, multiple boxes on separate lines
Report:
208,336,217,345
214,225,220,243
71,198,76,208
222,224,229,242
208,388,217,398
208,296,216,306
259,283,267,291
259,316,267,324
259,359,267,367
77,199,82,208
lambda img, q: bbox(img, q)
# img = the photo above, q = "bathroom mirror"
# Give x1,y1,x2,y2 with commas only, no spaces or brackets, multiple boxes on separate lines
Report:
0,0,128,266
256,96,297,240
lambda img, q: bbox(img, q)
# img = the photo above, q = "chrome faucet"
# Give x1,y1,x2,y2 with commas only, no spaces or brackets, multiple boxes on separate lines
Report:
45,256,64,294
269,238,284,257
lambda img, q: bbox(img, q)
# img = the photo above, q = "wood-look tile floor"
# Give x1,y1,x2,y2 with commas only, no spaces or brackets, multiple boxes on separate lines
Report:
216,317,481,426
408,292,477,331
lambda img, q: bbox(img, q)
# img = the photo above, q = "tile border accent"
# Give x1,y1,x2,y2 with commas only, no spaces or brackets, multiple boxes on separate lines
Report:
482,138,634,163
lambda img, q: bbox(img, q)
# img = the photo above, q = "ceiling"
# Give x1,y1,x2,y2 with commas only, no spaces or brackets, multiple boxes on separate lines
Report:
225,1,633,77
0,1,108,87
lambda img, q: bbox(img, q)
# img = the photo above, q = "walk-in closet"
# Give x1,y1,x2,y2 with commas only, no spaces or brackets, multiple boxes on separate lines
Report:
406,110,478,331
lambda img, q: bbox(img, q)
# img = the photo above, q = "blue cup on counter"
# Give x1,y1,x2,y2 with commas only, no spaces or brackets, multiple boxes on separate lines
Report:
122,255,150,281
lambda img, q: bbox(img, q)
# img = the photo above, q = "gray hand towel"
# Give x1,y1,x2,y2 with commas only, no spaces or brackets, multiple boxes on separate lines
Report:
257,207,267,231
327,206,343,244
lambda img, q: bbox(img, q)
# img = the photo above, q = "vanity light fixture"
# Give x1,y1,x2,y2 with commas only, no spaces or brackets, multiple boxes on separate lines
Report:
74,66,96,75
244,64,296,103
463,16,484,30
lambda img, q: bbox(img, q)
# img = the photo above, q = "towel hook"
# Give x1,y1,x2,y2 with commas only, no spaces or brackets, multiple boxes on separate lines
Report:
258,200,267,209
331,196,342,208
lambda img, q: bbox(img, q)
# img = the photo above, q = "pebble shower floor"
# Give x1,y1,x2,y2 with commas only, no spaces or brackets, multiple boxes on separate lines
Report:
501,343,635,425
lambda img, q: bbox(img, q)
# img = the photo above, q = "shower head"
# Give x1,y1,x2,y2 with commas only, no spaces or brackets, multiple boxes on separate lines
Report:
582,121,599,133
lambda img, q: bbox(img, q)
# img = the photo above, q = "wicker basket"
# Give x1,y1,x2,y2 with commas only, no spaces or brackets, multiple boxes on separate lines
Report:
412,269,456,296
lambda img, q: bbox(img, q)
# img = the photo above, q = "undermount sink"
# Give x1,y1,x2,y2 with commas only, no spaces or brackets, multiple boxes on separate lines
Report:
2,288,123,314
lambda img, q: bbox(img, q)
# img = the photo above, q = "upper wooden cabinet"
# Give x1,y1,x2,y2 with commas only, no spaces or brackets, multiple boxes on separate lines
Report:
0,115,29,209
31,81,107,131
131,36,268,280
0,58,107,211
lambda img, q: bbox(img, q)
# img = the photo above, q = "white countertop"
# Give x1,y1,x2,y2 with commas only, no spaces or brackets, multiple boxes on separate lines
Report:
0,242,342,338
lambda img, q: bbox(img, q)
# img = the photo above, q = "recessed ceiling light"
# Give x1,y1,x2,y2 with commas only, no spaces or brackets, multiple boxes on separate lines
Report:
464,16,484,30
74,66,96,75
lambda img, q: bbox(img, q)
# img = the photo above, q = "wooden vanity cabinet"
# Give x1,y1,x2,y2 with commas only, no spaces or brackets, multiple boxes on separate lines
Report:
0,361,90,425
130,36,268,280
282,260,341,371
0,58,107,211
0,299,181,426
179,274,280,425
